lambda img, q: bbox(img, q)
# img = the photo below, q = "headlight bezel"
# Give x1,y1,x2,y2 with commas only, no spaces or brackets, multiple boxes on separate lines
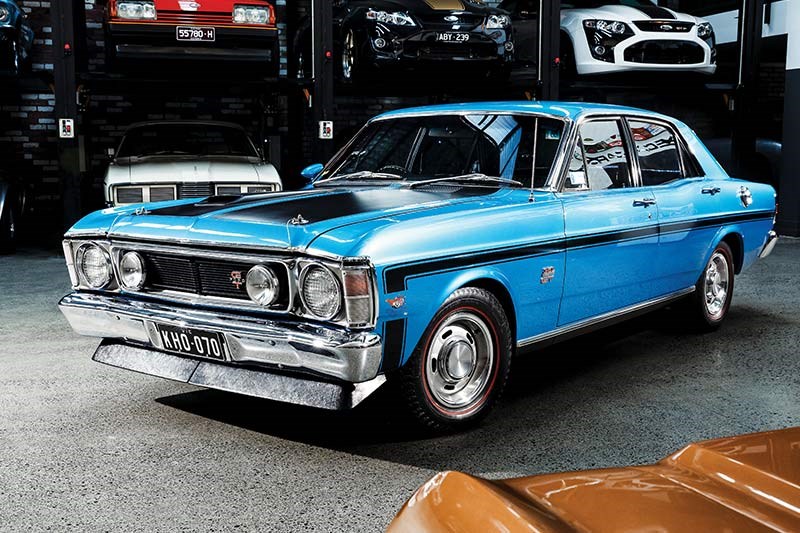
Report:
115,0,157,21
486,14,511,29
583,19,634,62
246,264,280,307
119,251,147,291
299,264,343,320
233,4,272,25
366,8,416,27
76,242,114,289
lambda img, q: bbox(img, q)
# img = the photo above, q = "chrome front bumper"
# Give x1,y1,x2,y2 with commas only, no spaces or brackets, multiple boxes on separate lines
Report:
58,292,383,384
760,230,779,259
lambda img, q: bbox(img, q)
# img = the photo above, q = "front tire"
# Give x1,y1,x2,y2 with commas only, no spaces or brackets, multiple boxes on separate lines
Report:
396,287,512,432
684,241,735,331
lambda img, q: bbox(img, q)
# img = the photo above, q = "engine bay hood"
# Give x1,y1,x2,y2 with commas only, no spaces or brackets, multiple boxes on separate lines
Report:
106,159,268,186
87,186,505,252
564,5,695,23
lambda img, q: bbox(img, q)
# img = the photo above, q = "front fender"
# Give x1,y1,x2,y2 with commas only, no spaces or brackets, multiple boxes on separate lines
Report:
390,266,517,368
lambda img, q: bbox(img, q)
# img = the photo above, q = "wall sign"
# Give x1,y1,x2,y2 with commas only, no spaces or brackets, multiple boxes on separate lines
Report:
59,119,75,139
318,121,333,140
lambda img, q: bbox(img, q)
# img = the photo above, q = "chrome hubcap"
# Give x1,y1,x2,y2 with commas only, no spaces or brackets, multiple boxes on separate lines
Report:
425,311,494,410
342,31,354,79
704,251,729,319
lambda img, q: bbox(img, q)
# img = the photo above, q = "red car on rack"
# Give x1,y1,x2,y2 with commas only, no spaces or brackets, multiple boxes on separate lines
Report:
104,0,279,71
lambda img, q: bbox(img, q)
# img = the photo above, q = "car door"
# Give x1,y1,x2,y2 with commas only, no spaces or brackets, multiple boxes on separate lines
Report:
557,117,660,326
624,117,719,294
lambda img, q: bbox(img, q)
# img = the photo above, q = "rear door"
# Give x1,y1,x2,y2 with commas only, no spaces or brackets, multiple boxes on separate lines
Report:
624,117,716,293
557,118,660,326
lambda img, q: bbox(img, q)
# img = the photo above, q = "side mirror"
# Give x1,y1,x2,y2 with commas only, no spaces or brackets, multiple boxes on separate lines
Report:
301,163,324,183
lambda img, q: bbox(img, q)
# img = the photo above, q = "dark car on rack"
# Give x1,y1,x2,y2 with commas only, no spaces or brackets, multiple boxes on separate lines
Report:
0,0,33,75
293,0,515,82
103,0,280,73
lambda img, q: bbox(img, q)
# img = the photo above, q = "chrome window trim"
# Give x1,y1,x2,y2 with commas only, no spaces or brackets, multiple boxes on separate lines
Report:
554,112,708,192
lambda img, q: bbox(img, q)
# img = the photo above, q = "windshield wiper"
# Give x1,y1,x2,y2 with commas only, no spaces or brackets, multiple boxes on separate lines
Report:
408,173,523,189
314,171,404,185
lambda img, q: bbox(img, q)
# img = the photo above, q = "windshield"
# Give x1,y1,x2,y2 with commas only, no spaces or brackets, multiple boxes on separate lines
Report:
117,124,258,159
319,114,565,188
562,0,655,8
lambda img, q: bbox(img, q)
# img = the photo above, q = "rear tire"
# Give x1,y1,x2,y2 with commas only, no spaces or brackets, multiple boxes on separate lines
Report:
396,287,512,432
682,241,735,331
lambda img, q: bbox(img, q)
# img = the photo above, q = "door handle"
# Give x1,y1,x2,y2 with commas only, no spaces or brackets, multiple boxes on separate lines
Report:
702,187,721,195
633,199,657,207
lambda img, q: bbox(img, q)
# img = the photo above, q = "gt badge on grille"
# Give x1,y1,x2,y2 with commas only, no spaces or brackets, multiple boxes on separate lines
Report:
230,271,245,290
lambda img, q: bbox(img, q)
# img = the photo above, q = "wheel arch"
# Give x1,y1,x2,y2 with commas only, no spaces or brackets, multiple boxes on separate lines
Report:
458,277,518,348
715,230,744,274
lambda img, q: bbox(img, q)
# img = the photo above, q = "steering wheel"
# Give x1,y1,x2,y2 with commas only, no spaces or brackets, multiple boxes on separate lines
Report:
377,165,408,177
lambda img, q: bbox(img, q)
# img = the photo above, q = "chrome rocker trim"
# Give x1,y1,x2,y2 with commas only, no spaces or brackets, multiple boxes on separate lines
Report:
759,230,778,259
59,292,383,387
517,286,696,350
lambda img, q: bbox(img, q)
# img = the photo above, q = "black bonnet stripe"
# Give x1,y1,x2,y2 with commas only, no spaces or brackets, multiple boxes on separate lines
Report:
634,6,676,19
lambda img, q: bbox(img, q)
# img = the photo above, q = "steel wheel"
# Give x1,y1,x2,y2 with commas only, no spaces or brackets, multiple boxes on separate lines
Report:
424,311,495,412
703,251,730,320
342,30,356,80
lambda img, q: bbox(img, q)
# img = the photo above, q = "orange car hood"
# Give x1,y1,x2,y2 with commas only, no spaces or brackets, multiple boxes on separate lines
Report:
388,427,800,532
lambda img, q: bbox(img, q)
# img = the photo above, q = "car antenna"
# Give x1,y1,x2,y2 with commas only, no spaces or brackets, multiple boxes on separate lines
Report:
529,118,538,203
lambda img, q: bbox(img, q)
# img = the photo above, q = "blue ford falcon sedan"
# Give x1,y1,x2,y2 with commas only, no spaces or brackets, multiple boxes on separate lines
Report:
59,102,778,431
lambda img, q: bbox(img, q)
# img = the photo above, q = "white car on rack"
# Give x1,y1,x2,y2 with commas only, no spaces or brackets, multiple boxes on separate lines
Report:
104,121,282,207
559,0,717,76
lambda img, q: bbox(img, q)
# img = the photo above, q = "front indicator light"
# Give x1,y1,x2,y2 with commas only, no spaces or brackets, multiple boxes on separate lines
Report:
246,265,279,306
343,268,374,327
77,243,113,289
301,265,342,320
119,251,146,290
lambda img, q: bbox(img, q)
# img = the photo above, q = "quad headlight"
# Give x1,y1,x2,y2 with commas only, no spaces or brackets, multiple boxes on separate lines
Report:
697,22,714,39
301,265,342,320
233,5,271,25
486,14,511,29
76,243,113,289
119,251,146,290
116,1,157,20
246,265,279,307
584,19,629,35
366,9,416,26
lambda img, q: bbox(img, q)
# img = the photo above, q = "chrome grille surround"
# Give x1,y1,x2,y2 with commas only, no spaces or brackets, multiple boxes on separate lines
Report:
62,238,379,330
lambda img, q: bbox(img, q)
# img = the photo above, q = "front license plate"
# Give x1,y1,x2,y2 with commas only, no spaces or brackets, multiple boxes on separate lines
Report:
156,324,225,360
436,32,470,43
176,26,216,42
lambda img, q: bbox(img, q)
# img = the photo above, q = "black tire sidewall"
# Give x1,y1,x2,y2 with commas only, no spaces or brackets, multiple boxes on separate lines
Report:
399,288,512,430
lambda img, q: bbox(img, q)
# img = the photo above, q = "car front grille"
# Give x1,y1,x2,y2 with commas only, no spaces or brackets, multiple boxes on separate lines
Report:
139,252,291,310
153,11,275,27
178,182,215,199
633,21,694,33
624,41,705,64
405,40,498,60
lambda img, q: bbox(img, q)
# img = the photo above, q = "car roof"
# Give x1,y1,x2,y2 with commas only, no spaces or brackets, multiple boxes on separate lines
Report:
374,101,674,122
124,120,248,132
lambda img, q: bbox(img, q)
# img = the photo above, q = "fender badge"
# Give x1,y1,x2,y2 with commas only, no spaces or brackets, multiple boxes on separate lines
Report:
540,266,556,284
289,214,309,225
133,206,150,216
387,296,406,309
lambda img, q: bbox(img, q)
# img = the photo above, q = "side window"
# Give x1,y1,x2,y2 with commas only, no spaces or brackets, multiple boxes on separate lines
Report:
628,120,683,186
567,120,631,191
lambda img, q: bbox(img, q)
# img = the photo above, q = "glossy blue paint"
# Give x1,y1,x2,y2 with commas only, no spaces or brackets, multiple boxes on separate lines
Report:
301,163,324,183
64,102,778,376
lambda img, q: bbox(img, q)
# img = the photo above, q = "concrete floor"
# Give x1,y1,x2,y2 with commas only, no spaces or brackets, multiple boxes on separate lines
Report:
0,241,798,532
